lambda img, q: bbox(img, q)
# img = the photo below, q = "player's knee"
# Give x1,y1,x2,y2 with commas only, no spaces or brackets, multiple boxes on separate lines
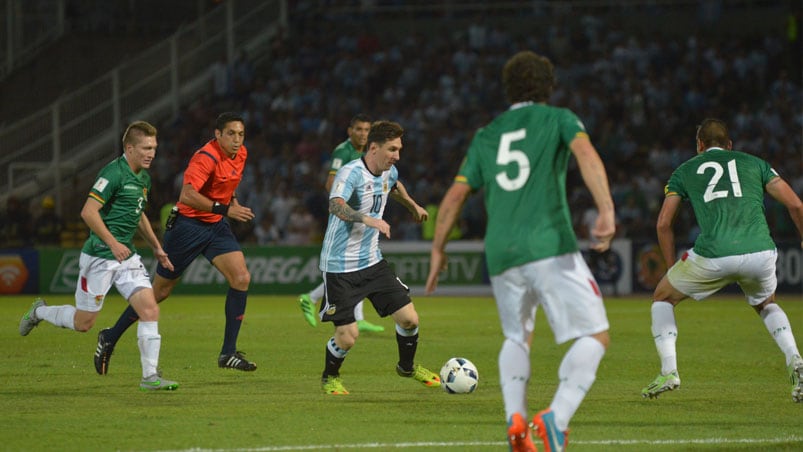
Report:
229,269,250,290
591,330,610,349
74,317,96,332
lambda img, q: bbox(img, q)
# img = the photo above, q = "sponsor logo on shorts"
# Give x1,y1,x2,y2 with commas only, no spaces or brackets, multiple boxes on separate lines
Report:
95,294,104,305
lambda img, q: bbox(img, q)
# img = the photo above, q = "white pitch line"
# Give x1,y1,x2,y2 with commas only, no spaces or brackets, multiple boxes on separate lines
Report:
155,435,803,452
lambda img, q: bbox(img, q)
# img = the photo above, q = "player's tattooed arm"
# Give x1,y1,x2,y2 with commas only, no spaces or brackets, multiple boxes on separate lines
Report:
329,197,364,223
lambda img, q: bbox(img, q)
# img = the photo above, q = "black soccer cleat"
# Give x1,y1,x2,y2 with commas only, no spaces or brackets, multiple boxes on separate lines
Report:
94,328,116,375
218,351,257,371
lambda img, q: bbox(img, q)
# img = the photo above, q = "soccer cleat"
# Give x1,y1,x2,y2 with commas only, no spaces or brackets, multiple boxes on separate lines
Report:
789,355,803,403
94,328,115,375
532,408,568,452
140,373,179,391
218,351,257,371
356,319,385,333
641,370,681,399
396,363,441,388
507,413,536,452
298,293,317,327
322,376,349,395
19,298,46,336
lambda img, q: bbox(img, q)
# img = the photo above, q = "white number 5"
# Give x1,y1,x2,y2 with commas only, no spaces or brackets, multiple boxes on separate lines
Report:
496,129,529,191
697,159,742,202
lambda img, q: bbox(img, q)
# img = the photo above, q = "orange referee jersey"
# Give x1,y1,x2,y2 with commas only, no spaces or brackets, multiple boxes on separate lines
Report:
178,138,247,223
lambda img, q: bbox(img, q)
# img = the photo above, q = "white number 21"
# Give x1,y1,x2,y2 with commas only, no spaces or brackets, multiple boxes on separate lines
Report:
697,159,742,202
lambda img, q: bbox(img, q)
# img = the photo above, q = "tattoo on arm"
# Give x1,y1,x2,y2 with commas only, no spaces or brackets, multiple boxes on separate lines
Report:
329,198,364,223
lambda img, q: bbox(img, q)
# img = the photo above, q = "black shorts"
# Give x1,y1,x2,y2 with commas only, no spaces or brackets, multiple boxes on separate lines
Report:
320,259,410,326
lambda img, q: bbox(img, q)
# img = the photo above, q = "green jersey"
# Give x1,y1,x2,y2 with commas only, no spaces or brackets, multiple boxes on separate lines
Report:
457,102,588,276
82,156,151,260
328,139,362,176
665,148,777,258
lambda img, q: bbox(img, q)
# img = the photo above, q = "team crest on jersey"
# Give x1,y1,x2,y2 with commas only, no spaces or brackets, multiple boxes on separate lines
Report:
383,182,388,193
325,304,337,316
142,188,148,198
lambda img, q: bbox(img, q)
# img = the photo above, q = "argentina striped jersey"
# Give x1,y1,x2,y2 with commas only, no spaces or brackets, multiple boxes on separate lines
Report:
319,158,398,273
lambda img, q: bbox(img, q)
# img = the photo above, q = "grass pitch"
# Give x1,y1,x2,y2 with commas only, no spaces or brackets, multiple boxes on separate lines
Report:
2,293,802,451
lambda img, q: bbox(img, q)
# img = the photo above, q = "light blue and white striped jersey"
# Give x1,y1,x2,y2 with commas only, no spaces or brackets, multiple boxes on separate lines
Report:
319,158,398,273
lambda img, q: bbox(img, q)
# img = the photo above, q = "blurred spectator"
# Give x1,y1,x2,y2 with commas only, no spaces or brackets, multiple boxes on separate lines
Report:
1,196,33,248
33,195,62,245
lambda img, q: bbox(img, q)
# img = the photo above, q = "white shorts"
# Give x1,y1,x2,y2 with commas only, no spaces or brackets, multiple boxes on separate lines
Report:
75,252,152,312
490,252,609,345
667,248,777,306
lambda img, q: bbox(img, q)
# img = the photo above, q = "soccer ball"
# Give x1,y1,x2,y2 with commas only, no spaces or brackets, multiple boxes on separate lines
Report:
439,357,479,394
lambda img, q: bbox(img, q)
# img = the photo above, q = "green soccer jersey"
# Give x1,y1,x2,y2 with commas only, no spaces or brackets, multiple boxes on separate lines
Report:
457,102,588,276
82,156,151,260
328,139,362,176
665,148,777,258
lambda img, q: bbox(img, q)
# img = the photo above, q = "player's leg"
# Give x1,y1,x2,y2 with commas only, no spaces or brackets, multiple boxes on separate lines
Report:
298,280,325,327
643,250,726,398
213,249,256,371
319,272,358,394
742,249,803,402
22,252,109,336
528,253,609,451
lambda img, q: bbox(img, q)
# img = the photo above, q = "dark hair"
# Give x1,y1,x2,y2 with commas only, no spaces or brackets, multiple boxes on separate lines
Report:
367,120,404,148
215,112,245,132
502,51,555,104
696,118,730,148
122,120,157,147
350,114,371,126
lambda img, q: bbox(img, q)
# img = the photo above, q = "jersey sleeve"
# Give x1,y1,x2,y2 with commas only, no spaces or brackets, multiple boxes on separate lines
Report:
182,150,217,191
759,158,780,185
329,146,351,175
665,167,686,199
456,130,484,190
330,165,355,200
88,164,120,206
559,109,589,146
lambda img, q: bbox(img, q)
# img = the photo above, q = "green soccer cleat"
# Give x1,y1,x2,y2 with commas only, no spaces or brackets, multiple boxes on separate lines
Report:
322,376,349,395
140,373,179,391
356,319,385,333
789,355,803,403
19,298,46,336
642,370,680,399
298,294,317,327
397,363,441,388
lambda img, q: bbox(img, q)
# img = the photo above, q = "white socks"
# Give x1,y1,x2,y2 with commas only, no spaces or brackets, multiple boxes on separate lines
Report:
137,321,161,378
651,301,678,374
550,336,605,432
37,305,77,330
498,339,531,422
760,303,801,365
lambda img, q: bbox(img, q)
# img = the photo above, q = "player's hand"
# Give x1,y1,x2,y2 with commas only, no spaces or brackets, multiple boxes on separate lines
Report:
228,204,255,222
110,241,132,263
154,247,174,272
364,216,391,238
410,203,429,223
590,211,616,252
425,249,447,294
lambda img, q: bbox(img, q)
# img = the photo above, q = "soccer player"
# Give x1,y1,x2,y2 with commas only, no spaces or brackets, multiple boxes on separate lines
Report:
94,112,259,374
297,114,385,333
642,118,803,402
425,51,615,452
19,121,178,391
318,120,440,395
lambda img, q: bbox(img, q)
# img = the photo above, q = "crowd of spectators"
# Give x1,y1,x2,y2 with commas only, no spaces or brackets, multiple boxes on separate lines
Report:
2,3,801,249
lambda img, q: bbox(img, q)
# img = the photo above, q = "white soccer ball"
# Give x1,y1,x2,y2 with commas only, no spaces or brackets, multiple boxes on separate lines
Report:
439,357,479,394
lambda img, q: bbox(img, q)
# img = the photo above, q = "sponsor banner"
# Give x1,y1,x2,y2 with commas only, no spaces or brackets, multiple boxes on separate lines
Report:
39,240,634,296
0,249,39,294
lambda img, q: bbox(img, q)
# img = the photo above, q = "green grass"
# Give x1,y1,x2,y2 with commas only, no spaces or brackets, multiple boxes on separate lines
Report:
2,293,802,451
